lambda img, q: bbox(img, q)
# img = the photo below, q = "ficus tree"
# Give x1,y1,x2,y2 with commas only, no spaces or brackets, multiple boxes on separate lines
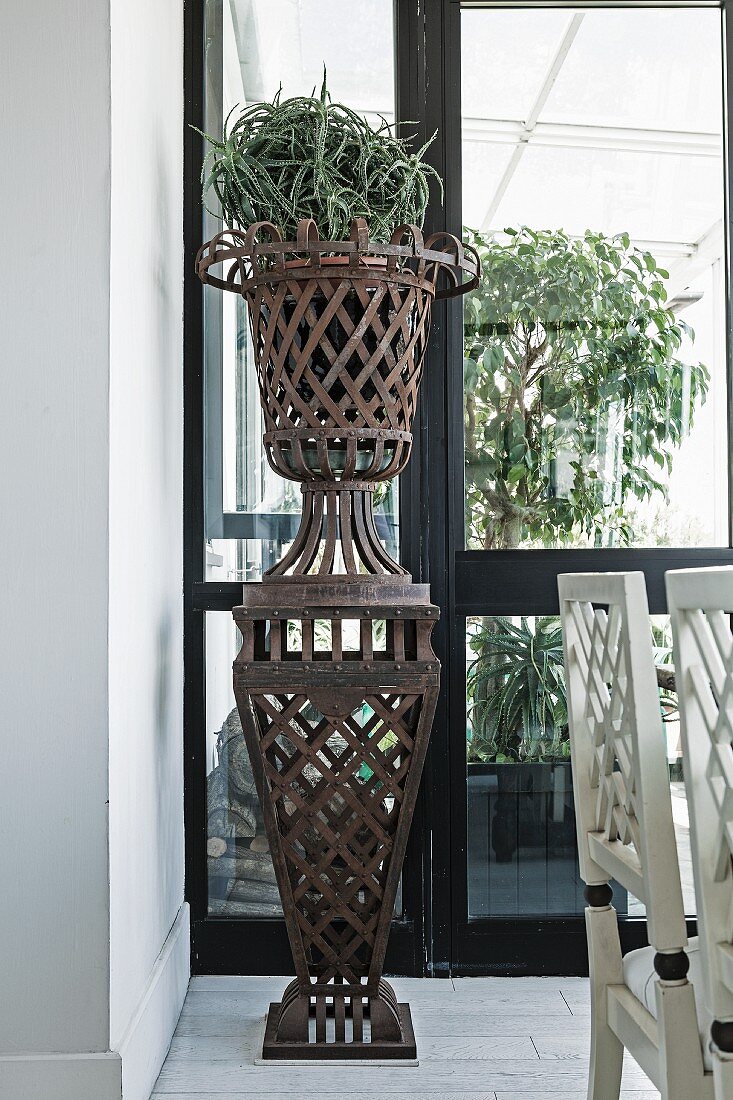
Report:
463,226,708,761
463,226,709,551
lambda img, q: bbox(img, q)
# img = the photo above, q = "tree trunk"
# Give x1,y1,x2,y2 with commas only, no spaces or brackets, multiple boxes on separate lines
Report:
473,523,522,756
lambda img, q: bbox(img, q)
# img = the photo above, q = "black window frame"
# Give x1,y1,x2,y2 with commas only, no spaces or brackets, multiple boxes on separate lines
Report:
184,0,733,976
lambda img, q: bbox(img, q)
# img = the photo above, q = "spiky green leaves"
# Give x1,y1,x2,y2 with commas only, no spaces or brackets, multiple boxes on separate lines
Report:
467,617,569,763
194,78,442,242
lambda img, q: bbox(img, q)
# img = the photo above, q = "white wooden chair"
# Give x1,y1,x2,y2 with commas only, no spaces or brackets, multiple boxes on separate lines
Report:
559,571,713,1100
667,566,733,1099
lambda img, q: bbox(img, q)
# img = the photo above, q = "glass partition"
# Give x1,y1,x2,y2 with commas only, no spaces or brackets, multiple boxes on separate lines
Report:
466,614,586,918
203,0,398,582
201,0,397,919
465,613,693,919
187,0,726,973
462,6,726,552
461,3,721,929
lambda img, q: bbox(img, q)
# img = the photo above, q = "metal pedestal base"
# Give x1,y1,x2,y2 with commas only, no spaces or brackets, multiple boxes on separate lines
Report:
260,978,417,1061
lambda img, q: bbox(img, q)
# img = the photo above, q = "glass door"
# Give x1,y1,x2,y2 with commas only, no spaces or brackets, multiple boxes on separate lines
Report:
184,0,733,976
184,0,429,973
451,0,731,972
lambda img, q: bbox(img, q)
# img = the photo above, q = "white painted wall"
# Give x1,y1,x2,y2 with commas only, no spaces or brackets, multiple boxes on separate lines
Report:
0,0,114,1066
108,0,186,1091
0,0,188,1096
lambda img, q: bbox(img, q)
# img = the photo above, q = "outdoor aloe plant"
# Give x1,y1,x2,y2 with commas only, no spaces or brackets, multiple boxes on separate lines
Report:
467,616,568,763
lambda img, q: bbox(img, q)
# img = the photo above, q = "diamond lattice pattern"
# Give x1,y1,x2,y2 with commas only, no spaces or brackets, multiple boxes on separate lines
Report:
570,601,643,865
252,691,422,984
681,608,733,887
250,278,432,432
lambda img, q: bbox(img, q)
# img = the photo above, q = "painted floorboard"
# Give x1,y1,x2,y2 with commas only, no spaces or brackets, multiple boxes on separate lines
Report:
179,990,575,1018
154,1060,653,1092
152,1093,656,1100
166,1032,538,1062
173,1012,591,1039
153,977,658,1098
153,1094,500,1100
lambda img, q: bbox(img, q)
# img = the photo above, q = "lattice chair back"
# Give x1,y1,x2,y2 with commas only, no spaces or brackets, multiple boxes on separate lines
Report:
559,571,687,952
667,566,733,1031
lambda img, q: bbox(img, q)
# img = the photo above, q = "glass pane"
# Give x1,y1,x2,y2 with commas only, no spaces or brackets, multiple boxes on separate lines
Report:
462,6,727,550
466,614,587,917
203,0,398,564
230,0,394,117
205,609,404,919
465,614,693,918
202,3,398,918
205,611,282,917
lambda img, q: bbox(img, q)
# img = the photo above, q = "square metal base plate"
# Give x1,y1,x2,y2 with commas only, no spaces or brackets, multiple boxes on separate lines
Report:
256,1002,419,1064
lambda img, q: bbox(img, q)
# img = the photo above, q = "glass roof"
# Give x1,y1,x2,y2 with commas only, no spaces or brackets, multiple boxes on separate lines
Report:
462,8,722,133
541,9,723,133
474,144,722,244
227,2,724,277
462,9,574,122
461,6,724,280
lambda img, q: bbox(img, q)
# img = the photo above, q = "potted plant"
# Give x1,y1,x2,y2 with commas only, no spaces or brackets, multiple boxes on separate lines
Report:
196,76,477,558
194,79,477,1059
196,72,441,245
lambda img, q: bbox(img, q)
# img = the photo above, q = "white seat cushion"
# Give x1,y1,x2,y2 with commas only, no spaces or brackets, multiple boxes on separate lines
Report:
622,936,712,1071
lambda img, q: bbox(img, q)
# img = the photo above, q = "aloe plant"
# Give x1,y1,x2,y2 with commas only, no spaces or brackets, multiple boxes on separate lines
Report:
467,617,568,763
195,72,441,242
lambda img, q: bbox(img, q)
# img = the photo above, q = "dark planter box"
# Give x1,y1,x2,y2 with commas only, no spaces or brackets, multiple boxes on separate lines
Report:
467,761,628,919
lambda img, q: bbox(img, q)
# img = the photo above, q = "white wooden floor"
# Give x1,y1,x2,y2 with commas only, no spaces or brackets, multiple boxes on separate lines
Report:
152,975,658,1099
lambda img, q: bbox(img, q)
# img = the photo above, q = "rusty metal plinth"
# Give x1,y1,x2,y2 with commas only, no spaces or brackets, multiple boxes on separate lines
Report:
196,218,477,1059
261,978,416,1060
232,580,438,1060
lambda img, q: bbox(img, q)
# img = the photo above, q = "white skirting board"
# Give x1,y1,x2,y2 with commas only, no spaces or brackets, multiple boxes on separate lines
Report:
0,903,190,1100
0,1051,122,1100
115,902,191,1100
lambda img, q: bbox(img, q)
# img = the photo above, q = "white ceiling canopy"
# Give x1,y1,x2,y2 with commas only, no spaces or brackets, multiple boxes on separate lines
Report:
461,6,725,282
225,2,725,282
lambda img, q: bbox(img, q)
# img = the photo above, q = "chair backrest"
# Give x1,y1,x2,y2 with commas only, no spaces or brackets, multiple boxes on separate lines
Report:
667,566,733,1022
559,571,687,952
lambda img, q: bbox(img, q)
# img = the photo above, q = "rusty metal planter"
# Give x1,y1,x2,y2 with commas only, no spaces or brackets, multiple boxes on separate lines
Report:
197,218,478,1059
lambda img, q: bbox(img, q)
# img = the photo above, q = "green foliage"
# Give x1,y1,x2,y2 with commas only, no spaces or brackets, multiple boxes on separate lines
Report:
651,618,679,723
463,226,709,550
195,72,441,242
467,617,568,763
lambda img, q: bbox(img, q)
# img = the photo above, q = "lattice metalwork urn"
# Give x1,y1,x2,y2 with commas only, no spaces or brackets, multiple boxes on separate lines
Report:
197,218,478,1059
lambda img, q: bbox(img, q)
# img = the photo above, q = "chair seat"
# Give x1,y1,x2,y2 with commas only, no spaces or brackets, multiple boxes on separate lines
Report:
622,936,712,1071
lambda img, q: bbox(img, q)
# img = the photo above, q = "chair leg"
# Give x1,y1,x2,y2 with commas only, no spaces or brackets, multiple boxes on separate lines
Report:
656,980,711,1100
713,1051,733,1100
586,904,624,1100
